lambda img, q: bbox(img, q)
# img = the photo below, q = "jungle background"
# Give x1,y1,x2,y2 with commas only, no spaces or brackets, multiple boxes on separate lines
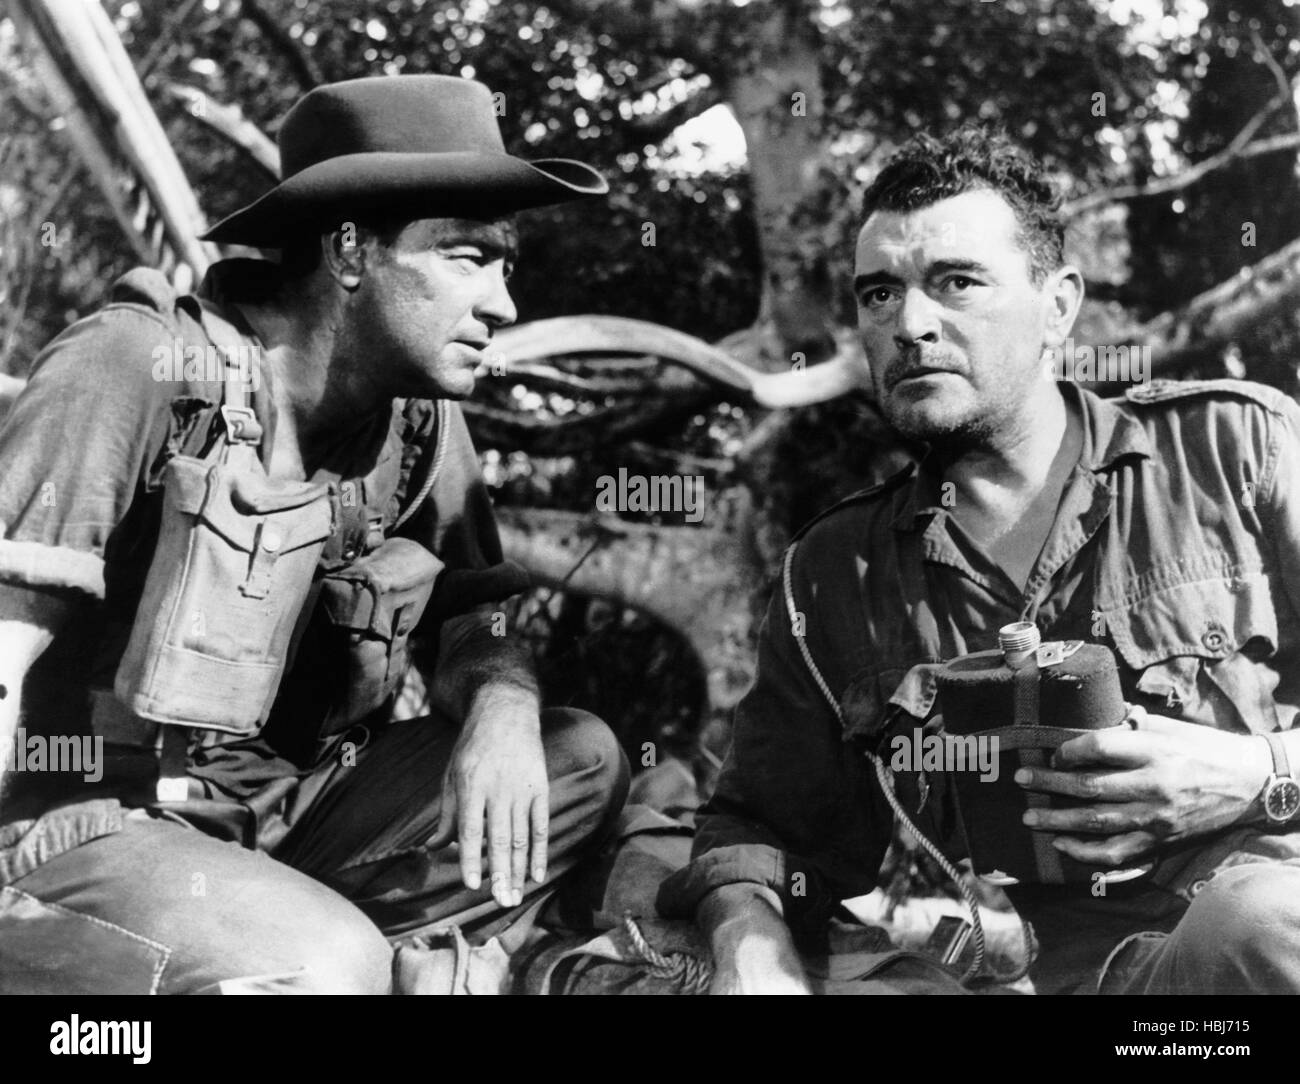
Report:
4,0,1300,825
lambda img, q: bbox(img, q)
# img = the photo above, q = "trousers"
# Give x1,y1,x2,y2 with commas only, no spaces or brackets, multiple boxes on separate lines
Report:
1008,825,1300,994
0,707,628,994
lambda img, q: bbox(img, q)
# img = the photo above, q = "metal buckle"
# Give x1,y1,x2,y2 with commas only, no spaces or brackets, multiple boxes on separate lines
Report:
220,404,262,444
1036,639,1083,667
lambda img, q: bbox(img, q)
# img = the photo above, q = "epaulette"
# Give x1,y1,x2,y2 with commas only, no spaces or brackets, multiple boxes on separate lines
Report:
789,460,917,545
1124,377,1286,411
107,267,183,315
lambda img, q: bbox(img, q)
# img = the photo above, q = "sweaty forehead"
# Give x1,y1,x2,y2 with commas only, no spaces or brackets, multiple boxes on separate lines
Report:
854,190,1023,273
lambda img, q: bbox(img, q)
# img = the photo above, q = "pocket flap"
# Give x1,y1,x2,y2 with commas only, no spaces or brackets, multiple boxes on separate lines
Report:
320,538,444,637
164,457,335,554
1104,571,1278,670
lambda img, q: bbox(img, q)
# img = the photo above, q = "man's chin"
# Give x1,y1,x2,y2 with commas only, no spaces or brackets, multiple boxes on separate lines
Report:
882,394,972,444
415,369,476,401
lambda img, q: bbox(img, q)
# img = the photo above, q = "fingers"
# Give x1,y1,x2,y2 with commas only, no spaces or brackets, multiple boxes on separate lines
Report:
1015,763,1151,803
486,795,517,908
1049,829,1156,867
529,792,549,885
1022,800,1151,835
457,780,486,892
510,798,529,898
1052,728,1157,770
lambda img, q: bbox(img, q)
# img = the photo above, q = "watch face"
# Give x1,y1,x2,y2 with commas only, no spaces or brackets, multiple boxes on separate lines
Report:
1266,779,1300,823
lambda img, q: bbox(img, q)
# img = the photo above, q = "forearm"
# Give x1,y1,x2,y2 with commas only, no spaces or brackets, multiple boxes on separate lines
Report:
431,611,540,723
698,882,810,992
0,584,73,797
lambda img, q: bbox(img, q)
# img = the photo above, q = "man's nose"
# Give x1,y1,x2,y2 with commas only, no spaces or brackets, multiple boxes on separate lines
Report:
479,264,518,330
892,287,940,349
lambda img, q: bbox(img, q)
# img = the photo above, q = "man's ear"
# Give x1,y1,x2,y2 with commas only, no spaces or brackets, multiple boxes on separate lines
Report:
1041,263,1084,351
319,222,368,290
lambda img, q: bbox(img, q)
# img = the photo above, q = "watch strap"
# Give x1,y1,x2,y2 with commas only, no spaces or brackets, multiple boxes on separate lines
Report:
1264,731,1292,780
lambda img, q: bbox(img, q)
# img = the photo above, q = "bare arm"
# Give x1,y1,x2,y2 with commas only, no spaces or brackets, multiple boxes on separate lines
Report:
699,883,812,995
427,611,547,908
0,585,74,798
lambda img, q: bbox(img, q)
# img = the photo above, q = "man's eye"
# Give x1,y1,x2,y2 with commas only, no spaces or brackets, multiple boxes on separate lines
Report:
860,287,897,308
943,275,978,293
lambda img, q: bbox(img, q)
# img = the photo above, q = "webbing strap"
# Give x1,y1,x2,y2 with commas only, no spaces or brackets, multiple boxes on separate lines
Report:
155,725,190,803
1011,661,1064,884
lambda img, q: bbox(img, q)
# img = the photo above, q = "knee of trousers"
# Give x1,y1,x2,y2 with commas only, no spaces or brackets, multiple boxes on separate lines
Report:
200,904,395,995
541,707,630,833
1173,862,1300,973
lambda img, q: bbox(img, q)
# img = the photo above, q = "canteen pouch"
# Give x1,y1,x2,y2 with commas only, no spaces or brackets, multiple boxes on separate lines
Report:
935,643,1129,885
114,450,335,737
312,537,445,736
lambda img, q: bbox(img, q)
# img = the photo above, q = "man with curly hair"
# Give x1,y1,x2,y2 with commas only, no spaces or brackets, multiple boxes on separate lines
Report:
659,126,1300,995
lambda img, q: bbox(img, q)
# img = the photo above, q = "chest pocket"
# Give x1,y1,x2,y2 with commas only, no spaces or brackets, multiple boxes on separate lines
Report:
313,537,445,738
1100,569,1281,733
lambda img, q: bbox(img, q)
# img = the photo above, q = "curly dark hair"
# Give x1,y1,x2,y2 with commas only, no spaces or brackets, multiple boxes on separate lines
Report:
860,126,1064,284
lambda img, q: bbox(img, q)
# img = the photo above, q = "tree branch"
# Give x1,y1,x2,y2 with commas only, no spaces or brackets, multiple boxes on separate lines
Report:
491,314,870,407
1063,93,1291,219
238,0,321,91
1134,231,1300,374
463,386,717,455
164,83,279,178
615,82,726,144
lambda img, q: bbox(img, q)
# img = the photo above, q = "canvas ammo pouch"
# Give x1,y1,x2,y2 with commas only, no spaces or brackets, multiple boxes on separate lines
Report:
114,360,335,739
312,537,445,736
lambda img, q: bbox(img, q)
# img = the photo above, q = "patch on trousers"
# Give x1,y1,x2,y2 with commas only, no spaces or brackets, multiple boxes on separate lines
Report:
0,885,169,994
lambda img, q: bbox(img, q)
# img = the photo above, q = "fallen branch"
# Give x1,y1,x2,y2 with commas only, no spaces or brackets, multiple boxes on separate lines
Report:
1136,231,1300,374
491,315,870,408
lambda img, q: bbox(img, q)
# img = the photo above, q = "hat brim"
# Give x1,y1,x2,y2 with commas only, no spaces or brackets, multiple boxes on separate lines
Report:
200,152,608,246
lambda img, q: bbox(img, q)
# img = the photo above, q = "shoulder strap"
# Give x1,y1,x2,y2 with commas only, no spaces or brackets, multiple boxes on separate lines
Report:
196,300,262,457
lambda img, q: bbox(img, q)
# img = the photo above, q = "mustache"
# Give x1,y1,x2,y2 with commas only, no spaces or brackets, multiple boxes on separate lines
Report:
883,344,966,388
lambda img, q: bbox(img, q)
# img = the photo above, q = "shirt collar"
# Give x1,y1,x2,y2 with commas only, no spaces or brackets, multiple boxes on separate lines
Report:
889,382,1153,531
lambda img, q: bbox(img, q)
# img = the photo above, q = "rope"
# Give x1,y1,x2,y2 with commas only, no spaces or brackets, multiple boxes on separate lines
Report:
393,398,452,531
781,544,987,985
621,914,714,995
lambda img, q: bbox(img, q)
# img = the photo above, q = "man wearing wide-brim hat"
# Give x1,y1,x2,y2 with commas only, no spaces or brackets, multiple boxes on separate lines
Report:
0,75,628,993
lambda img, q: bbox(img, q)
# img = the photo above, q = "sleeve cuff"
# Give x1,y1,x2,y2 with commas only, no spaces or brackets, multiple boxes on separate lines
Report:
655,843,790,918
0,539,104,598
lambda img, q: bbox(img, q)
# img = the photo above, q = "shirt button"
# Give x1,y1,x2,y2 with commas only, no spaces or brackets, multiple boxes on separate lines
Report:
1201,626,1228,652
261,527,282,552
1189,878,1209,898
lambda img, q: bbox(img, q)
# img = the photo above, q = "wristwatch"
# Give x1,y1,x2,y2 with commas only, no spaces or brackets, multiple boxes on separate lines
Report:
1261,731,1300,825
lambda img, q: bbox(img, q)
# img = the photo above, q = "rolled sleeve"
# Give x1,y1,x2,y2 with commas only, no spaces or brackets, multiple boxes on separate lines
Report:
0,307,176,599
